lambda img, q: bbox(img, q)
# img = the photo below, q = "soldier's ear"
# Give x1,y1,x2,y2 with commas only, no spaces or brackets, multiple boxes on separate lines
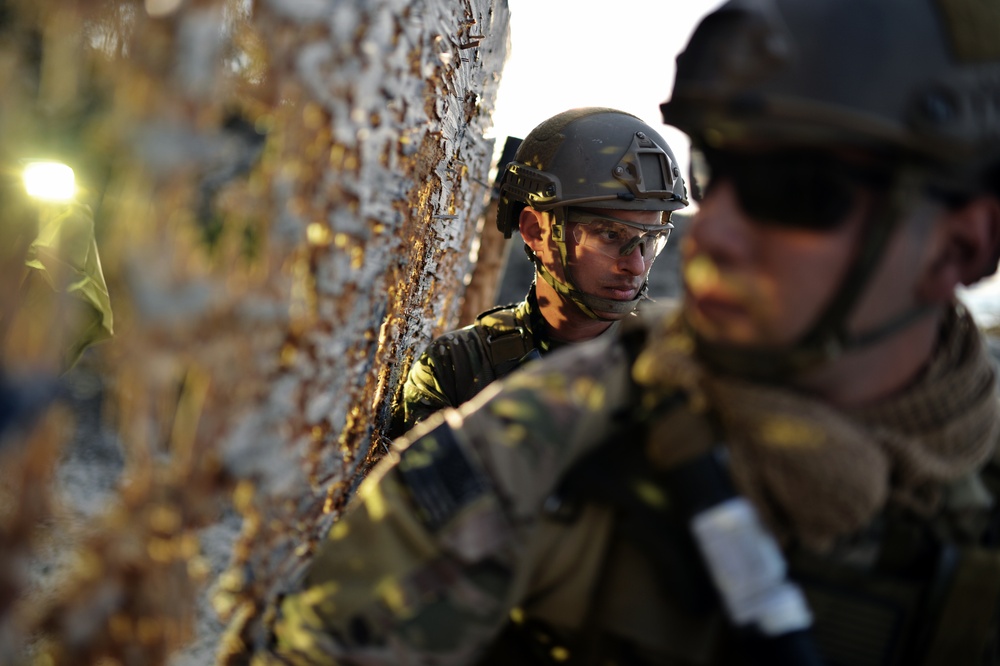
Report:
919,195,1000,302
519,207,547,251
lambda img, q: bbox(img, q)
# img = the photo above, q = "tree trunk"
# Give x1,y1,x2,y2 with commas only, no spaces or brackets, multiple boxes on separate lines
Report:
0,0,511,663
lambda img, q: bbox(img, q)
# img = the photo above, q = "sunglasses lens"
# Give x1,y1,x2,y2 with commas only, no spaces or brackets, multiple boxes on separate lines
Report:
690,146,879,231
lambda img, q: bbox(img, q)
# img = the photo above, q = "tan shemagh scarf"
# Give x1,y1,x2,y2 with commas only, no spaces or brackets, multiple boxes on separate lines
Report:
632,303,1000,551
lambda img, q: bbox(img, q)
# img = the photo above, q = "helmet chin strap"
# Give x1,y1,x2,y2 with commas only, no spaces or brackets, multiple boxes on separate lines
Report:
524,207,651,320
526,247,647,320
689,304,938,382
692,172,940,383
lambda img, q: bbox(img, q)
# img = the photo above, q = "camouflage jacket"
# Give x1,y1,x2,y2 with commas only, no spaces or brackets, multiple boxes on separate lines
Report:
255,303,1000,666
389,286,619,438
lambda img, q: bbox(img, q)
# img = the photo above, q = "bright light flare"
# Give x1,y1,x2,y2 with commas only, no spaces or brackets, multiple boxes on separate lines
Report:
23,161,76,202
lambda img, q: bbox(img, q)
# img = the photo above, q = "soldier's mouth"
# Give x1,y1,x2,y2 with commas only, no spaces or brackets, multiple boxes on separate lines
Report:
601,282,641,300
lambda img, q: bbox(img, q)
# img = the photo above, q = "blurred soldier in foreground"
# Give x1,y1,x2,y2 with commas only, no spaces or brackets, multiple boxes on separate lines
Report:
389,108,687,436
253,0,1000,663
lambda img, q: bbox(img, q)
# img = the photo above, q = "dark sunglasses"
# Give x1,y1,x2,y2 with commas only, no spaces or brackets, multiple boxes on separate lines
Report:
689,145,893,230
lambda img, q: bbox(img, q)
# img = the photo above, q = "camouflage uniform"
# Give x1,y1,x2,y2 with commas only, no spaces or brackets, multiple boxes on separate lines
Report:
390,285,620,437
255,303,1000,665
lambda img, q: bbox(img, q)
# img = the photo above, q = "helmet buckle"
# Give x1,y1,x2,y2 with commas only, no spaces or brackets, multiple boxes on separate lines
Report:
551,223,566,242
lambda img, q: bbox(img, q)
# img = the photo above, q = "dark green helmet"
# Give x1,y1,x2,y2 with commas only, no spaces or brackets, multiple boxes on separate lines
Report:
661,0,1000,195
496,108,688,238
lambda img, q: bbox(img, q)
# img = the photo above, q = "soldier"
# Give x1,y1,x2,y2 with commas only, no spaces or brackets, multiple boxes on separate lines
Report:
254,0,1000,664
389,107,688,436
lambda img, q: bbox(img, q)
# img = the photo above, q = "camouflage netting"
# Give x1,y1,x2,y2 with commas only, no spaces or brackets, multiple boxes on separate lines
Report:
0,0,510,663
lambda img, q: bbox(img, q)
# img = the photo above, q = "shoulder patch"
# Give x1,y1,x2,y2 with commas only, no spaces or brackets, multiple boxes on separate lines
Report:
396,423,489,532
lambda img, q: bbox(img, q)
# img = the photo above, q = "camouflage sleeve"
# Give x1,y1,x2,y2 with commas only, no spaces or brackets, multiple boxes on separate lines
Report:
256,334,634,665
390,329,495,439
257,411,519,665
390,348,454,438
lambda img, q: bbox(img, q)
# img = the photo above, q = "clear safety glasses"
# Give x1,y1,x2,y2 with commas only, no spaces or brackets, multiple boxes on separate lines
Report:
565,209,673,261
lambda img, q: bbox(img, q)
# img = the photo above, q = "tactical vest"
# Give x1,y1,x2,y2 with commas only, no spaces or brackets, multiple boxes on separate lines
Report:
480,325,1000,666
464,305,540,384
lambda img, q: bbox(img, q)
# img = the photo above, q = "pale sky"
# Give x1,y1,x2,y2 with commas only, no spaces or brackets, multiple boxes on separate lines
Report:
489,0,727,190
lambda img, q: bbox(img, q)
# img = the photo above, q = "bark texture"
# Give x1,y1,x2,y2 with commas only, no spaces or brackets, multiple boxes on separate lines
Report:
0,0,510,663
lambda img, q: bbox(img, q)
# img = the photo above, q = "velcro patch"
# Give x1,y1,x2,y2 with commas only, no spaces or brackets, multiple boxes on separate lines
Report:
397,424,488,532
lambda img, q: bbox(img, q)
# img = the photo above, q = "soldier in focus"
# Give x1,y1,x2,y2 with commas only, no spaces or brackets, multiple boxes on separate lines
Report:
389,108,688,436
254,1,1000,664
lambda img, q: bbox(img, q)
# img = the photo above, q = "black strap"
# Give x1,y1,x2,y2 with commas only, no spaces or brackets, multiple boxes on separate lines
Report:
550,384,824,665
548,401,721,614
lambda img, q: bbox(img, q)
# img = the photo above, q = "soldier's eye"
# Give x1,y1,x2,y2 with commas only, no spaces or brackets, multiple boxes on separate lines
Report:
595,224,624,242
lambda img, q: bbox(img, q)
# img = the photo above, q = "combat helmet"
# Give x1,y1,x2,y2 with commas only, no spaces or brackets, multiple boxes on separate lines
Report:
660,0,1000,379
495,108,689,319
661,0,1000,196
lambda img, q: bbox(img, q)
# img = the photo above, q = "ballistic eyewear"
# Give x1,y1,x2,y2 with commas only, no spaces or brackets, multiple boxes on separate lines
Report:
565,209,673,260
